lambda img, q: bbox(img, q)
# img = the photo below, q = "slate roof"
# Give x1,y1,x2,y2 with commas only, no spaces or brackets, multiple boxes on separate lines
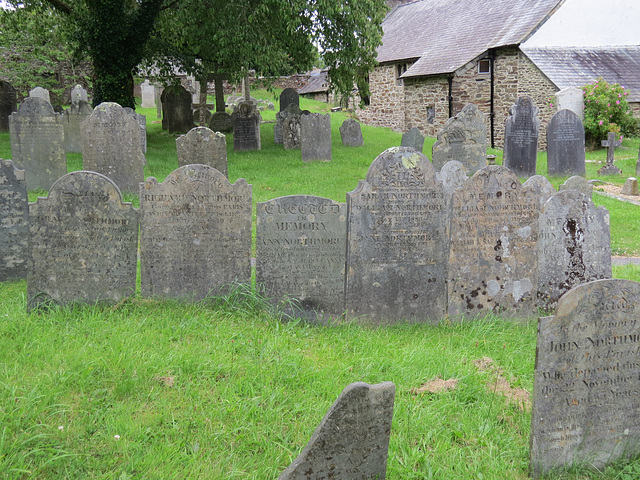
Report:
377,0,562,78
522,46,640,103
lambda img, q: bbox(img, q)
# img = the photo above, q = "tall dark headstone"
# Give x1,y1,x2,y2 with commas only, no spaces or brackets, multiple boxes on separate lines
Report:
208,112,233,133
339,119,364,147
401,127,424,152
0,160,28,281
279,88,300,112
301,113,331,162
0,80,17,132
161,85,195,134
63,100,93,153
547,109,586,176
231,100,261,151
504,96,539,177
175,126,228,177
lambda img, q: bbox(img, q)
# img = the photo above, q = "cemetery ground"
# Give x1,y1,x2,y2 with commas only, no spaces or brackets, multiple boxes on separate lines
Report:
1,92,640,479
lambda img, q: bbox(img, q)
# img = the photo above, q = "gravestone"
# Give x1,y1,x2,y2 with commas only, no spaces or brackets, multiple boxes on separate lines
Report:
208,112,233,133
123,107,147,154
621,177,639,196
448,165,540,317
437,160,468,194
531,279,640,478
140,165,251,300
637,144,640,177
432,103,487,174
161,85,195,134
559,175,593,200
282,112,302,150
598,132,623,175
70,85,88,104
257,195,346,323
140,80,156,108
63,100,93,153
278,382,395,480
504,96,539,177
175,127,228,177
401,126,424,152
81,102,145,194
9,96,66,191
0,81,17,132
547,109,586,176
279,88,299,112
0,160,28,281
27,171,138,311
301,113,331,162
339,119,364,147
275,103,302,145
346,147,449,324
523,175,556,208
554,86,584,120
155,85,163,119
537,190,611,309
231,100,261,151
29,86,51,104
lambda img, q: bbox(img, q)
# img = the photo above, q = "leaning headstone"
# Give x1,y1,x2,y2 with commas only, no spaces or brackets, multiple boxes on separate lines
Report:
346,147,449,324
448,165,540,317
161,85,194,134
63,100,93,153
504,96,539,177
257,195,346,323
546,109,586,176
140,80,156,108
0,80,17,132
282,112,302,150
530,279,640,478
401,126,424,152
27,171,139,311
554,86,584,120
301,113,331,162
208,111,233,133
559,175,593,200
537,190,611,309
9,97,66,191
523,175,556,209
437,160,468,194
175,127,228,177
29,86,51,104
621,177,639,196
275,103,302,145
278,382,395,480
279,88,299,112
81,102,145,193
140,165,251,300
0,160,28,281
598,132,623,175
231,100,261,151
123,107,147,154
339,119,364,147
432,103,487,174
70,85,88,104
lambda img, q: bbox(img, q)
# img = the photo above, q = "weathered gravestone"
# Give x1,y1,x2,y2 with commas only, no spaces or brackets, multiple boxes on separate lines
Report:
140,80,155,108
531,279,640,478
63,100,93,153
9,96,66,191
29,86,51,104
637,144,640,177
554,86,584,120
537,190,611,309
301,113,331,162
401,126,424,152
346,147,449,324
279,87,300,112
339,119,364,147
257,195,346,323
559,175,593,200
231,100,261,151
175,126,228,177
621,177,639,196
282,111,302,150
0,81,17,132
547,109,586,176
504,96,539,177
70,84,88,104
208,112,233,133
81,102,145,194
448,165,540,317
161,85,194,134
0,160,28,281
275,103,302,145
432,103,487,174
123,107,147,154
598,132,623,175
437,160,468,195
155,85,163,119
27,171,138,311
278,382,395,480
523,175,556,209
140,165,251,300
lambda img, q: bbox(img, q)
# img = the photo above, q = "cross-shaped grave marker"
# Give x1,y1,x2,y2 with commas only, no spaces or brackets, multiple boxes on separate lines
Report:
598,131,623,175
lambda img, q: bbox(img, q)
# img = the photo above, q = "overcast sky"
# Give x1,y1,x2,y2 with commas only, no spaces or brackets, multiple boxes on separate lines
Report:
524,0,640,47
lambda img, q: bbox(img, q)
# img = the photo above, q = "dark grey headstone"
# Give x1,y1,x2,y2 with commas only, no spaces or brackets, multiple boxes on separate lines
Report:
301,113,331,162
231,101,261,151
448,165,540,317
400,127,424,152
279,88,300,112
437,160,468,194
346,147,449,324
559,175,593,200
161,85,195,134
282,113,302,150
0,160,28,281
523,175,556,209
257,195,346,323
175,127,228,177
531,279,640,478
537,190,611,309
63,100,93,153
547,109,586,176
339,119,364,147
29,86,51,104
140,165,251,300
81,102,145,194
278,381,395,480
504,96,539,177
208,111,233,133
0,81,17,132
9,97,66,191
123,107,147,154
70,84,88,104
27,171,139,311
432,103,487,174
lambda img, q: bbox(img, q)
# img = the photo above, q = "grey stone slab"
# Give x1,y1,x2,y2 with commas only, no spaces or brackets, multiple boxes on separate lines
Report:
523,175,556,209
0,81,17,132
432,103,487,174
339,119,364,147
140,165,251,300
547,109,586,176
155,85,163,119
537,190,611,310
29,86,51,104
81,102,145,194
448,165,540,317
0,160,28,281
160,85,194,134
123,107,147,154
559,175,593,200
400,126,424,152
282,113,301,150
27,171,138,311
621,177,639,196
437,160,468,195
231,101,261,151
208,111,233,133
346,147,449,324
279,88,299,112
531,279,640,478
278,381,395,480
256,195,346,323
70,85,88,104
301,113,331,162
554,87,584,120
9,97,66,191
275,104,303,145
176,127,228,177
140,80,155,108
63,100,93,153
504,96,539,178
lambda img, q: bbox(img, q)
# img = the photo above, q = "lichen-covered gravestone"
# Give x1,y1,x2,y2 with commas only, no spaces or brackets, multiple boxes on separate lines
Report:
282,112,302,150
504,96,539,177
339,119,364,147
559,175,593,200
278,382,395,480
140,165,251,300
523,175,556,209
437,160,468,194
29,86,51,104
547,109,585,176
346,147,449,324
176,127,228,177
400,126,424,152
70,84,88,104
123,107,147,154
0,160,28,281
27,171,139,311
275,103,303,145
63,100,93,153
9,97,66,191
257,195,346,323
301,113,331,162
231,100,261,151
531,279,640,478
161,85,195,134
0,80,17,132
